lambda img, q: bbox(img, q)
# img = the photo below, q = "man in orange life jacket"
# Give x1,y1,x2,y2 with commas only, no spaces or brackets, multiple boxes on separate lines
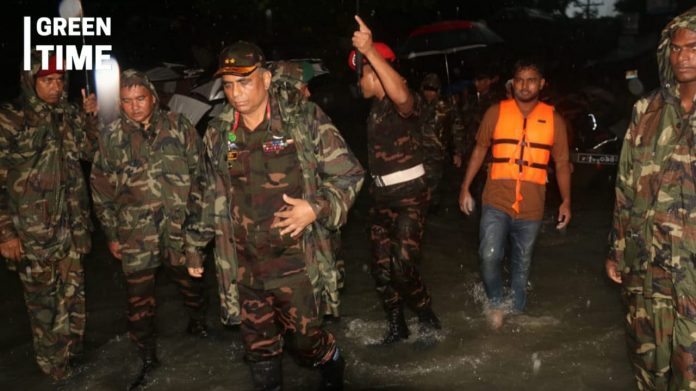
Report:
458,59,571,329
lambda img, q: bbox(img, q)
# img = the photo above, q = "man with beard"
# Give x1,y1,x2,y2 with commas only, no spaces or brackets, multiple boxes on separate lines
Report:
459,59,571,330
606,7,696,389
0,53,97,381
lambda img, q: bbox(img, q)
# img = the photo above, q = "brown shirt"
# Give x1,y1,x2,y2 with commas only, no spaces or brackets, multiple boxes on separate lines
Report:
476,102,569,221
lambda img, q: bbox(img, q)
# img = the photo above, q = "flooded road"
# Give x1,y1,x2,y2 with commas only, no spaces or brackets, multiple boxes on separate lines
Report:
0,164,634,390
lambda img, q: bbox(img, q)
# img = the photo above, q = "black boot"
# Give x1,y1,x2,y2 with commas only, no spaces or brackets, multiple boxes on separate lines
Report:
129,347,160,391
417,307,442,331
249,357,282,391
382,305,409,344
318,348,345,391
186,318,209,338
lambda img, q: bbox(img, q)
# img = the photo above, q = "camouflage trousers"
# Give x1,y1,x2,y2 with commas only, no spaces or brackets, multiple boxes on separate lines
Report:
369,196,432,312
124,260,208,353
623,265,696,390
239,274,336,365
17,249,85,380
424,159,444,208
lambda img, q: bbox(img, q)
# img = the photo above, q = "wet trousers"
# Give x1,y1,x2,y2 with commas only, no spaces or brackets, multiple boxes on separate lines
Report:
479,205,541,312
623,265,696,390
124,262,208,354
17,250,85,379
369,198,432,312
239,275,336,365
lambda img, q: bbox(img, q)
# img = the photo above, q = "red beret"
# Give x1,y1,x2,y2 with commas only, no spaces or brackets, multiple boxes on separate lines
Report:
348,42,396,71
35,55,66,78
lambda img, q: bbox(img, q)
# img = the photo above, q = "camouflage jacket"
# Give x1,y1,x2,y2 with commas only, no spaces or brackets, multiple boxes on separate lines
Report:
91,108,202,274
185,81,364,325
608,8,696,304
453,91,502,157
419,95,454,168
367,92,428,176
0,60,97,264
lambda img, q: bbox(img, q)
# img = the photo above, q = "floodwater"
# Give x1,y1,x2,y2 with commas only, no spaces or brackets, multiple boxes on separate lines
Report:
0,164,634,390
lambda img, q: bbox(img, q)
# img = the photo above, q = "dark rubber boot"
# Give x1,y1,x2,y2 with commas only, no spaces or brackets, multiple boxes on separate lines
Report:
318,348,345,391
249,357,282,391
128,346,160,391
186,318,209,338
382,305,409,344
417,307,442,331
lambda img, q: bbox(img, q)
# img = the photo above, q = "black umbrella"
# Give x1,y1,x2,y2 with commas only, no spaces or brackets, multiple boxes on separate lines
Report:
400,20,504,83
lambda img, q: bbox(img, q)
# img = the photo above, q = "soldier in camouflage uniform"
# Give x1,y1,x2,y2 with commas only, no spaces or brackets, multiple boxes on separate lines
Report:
452,70,504,210
606,7,696,390
185,41,364,390
419,73,454,213
0,53,98,380
90,70,208,389
269,60,348,307
350,16,441,344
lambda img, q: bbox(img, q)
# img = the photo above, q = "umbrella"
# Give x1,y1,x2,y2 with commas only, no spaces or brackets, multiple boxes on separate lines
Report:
191,78,224,101
167,94,211,126
400,20,504,83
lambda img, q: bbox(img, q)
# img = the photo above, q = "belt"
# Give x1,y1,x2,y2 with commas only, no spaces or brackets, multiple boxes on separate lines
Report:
372,164,425,187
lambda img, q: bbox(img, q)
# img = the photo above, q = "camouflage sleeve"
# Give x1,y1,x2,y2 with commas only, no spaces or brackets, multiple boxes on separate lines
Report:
77,112,100,161
451,108,466,156
0,107,20,242
183,124,221,267
607,99,644,267
67,103,100,162
309,104,365,230
90,144,120,243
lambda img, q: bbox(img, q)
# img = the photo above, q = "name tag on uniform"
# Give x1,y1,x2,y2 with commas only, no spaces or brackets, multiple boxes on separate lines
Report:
262,138,294,154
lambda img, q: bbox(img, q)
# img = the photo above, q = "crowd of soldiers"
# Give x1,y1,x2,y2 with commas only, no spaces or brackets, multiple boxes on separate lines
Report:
3,7,695,391
0,12,566,390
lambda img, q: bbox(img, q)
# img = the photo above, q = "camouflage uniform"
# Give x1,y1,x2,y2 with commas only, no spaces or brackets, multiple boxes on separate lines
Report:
0,53,97,380
608,8,696,390
454,88,503,205
367,93,434,313
185,79,364,364
419,74,454,209
270,61,347,296
90,71,208,357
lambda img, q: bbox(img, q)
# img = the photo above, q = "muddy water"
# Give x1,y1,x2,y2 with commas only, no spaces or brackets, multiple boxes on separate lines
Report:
0,165,634,390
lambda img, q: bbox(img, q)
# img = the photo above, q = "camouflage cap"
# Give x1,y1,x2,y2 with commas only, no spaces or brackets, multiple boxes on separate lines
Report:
269,61,315,83
420,73,441,91
215,41,265,77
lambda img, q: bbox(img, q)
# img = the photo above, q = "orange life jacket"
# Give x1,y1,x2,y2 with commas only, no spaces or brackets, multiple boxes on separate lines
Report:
490,99,554,213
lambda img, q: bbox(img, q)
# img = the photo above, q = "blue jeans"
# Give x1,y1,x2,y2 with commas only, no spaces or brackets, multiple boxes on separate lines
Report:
479,205,542,313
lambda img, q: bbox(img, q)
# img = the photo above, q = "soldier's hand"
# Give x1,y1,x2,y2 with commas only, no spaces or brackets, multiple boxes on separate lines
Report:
272,194,317,238
0,238,22,261
108,241,122,260
82,88,98,115
459,188,475,215
352,15,374,55
453,155,462,168
605,259,622,284
188,267,204,278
